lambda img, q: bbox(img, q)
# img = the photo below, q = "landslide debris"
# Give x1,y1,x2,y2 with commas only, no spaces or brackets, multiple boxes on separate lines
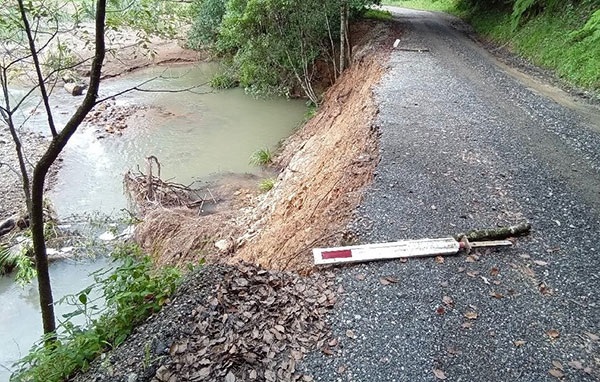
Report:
72,263,336,382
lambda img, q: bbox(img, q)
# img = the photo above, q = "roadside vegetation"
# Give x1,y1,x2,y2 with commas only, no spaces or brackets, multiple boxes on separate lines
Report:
384,0,600,91
11,244,182,382
187,0,382,105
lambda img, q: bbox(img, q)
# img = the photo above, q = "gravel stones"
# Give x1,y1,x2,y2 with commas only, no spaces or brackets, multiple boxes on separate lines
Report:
300,7,600,382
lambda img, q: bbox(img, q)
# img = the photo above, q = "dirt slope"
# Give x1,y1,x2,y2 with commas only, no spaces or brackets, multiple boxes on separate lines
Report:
231,22,394,272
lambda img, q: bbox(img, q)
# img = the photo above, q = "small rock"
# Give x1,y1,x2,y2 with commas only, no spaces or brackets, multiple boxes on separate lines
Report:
215,239,232,252
64,82,87,96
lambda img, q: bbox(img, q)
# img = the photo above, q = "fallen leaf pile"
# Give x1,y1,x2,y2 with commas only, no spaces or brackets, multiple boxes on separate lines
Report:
153,263,336,382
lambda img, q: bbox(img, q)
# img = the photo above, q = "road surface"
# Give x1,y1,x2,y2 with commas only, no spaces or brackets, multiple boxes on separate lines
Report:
302,7,600,382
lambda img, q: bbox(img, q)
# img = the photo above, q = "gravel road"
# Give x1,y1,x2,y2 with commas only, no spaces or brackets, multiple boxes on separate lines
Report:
301,7,600,382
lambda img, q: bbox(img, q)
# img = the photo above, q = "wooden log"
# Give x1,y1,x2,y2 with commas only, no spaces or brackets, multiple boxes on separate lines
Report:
455,222,531,241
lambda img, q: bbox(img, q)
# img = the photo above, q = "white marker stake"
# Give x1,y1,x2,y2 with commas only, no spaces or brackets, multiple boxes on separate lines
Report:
393,39,401,48
313,237,460,265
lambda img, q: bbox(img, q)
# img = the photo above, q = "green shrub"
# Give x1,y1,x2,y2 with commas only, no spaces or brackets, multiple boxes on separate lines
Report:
363,8,393,21
11,245,182,382
187,0,228,49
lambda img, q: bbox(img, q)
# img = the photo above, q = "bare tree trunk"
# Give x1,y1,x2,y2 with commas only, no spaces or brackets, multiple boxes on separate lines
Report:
16,0,107,338
339,0,350,73
325,14,338,80
339,1,346,73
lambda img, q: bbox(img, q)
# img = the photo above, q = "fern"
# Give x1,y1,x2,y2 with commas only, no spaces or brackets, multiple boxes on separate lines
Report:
511,0,562,31
511,0,538,30
570,9,600,42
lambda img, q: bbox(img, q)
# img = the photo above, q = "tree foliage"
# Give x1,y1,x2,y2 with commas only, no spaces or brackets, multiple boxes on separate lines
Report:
188,0,380,103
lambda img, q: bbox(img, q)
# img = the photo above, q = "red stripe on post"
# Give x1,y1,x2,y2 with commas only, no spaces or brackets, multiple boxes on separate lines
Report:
321,249,353,260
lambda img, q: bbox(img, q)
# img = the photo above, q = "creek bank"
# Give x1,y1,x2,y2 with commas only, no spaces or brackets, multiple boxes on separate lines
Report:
135,20,396,272
72,19,396,381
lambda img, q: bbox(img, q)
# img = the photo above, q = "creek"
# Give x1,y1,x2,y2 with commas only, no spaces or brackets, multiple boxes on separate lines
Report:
0,63,306,380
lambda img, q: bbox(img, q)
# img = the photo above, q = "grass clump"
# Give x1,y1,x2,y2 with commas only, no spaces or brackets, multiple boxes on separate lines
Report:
363,9,393,21
249,148,273,167
382,0,458,13
10,244,182,382
258,178,276,192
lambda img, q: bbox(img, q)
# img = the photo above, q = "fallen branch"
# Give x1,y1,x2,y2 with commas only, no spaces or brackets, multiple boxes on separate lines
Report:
454,222,531,241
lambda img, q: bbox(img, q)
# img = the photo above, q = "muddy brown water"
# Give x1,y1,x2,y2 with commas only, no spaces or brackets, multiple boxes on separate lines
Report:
0,63,305,380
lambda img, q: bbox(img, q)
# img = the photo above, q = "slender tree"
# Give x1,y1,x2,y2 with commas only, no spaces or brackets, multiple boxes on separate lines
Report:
1,0,107,337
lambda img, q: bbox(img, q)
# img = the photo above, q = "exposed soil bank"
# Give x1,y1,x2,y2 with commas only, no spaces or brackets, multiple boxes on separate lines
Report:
137,20,395,272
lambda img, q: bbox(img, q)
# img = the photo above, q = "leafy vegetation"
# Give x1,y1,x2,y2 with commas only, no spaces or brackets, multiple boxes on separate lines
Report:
363,8,394,20
11,244,182,382
383,0,456,12
250,147,274,166
259,178,276,192
188,0,381,103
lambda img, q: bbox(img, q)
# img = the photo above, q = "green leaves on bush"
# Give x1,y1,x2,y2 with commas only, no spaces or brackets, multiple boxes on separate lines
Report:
11,246,182,382
189,0,380,100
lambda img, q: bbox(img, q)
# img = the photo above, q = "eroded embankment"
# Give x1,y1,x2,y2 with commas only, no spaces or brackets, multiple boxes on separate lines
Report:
136,20,396,272
232,24,393,272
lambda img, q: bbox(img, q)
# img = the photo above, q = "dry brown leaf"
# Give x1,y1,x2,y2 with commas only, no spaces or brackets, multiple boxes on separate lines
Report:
433,368,447,380
490,267,500,277
466,271,479,277
519,253,531,259
552,361,563,370
346,329,357,339
567,360,583,370
321,346,334,355
337,365,347,374
533,260,548,266
194,367,211,380
513,340,526,347
547,329,560,339
457,267,465,273
461,322,473,329
234,277,249,287
489,291,504,299
464,311,479,320
264,370,276,382
380,276,399,285
328,338,338,347
436,306,446,315
442,296,454,306
435,256,445,264
549,368,564,379
446,346,462,356
584,331,599,341
355,274,366,281
249,370,257,380
465,255,476,263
